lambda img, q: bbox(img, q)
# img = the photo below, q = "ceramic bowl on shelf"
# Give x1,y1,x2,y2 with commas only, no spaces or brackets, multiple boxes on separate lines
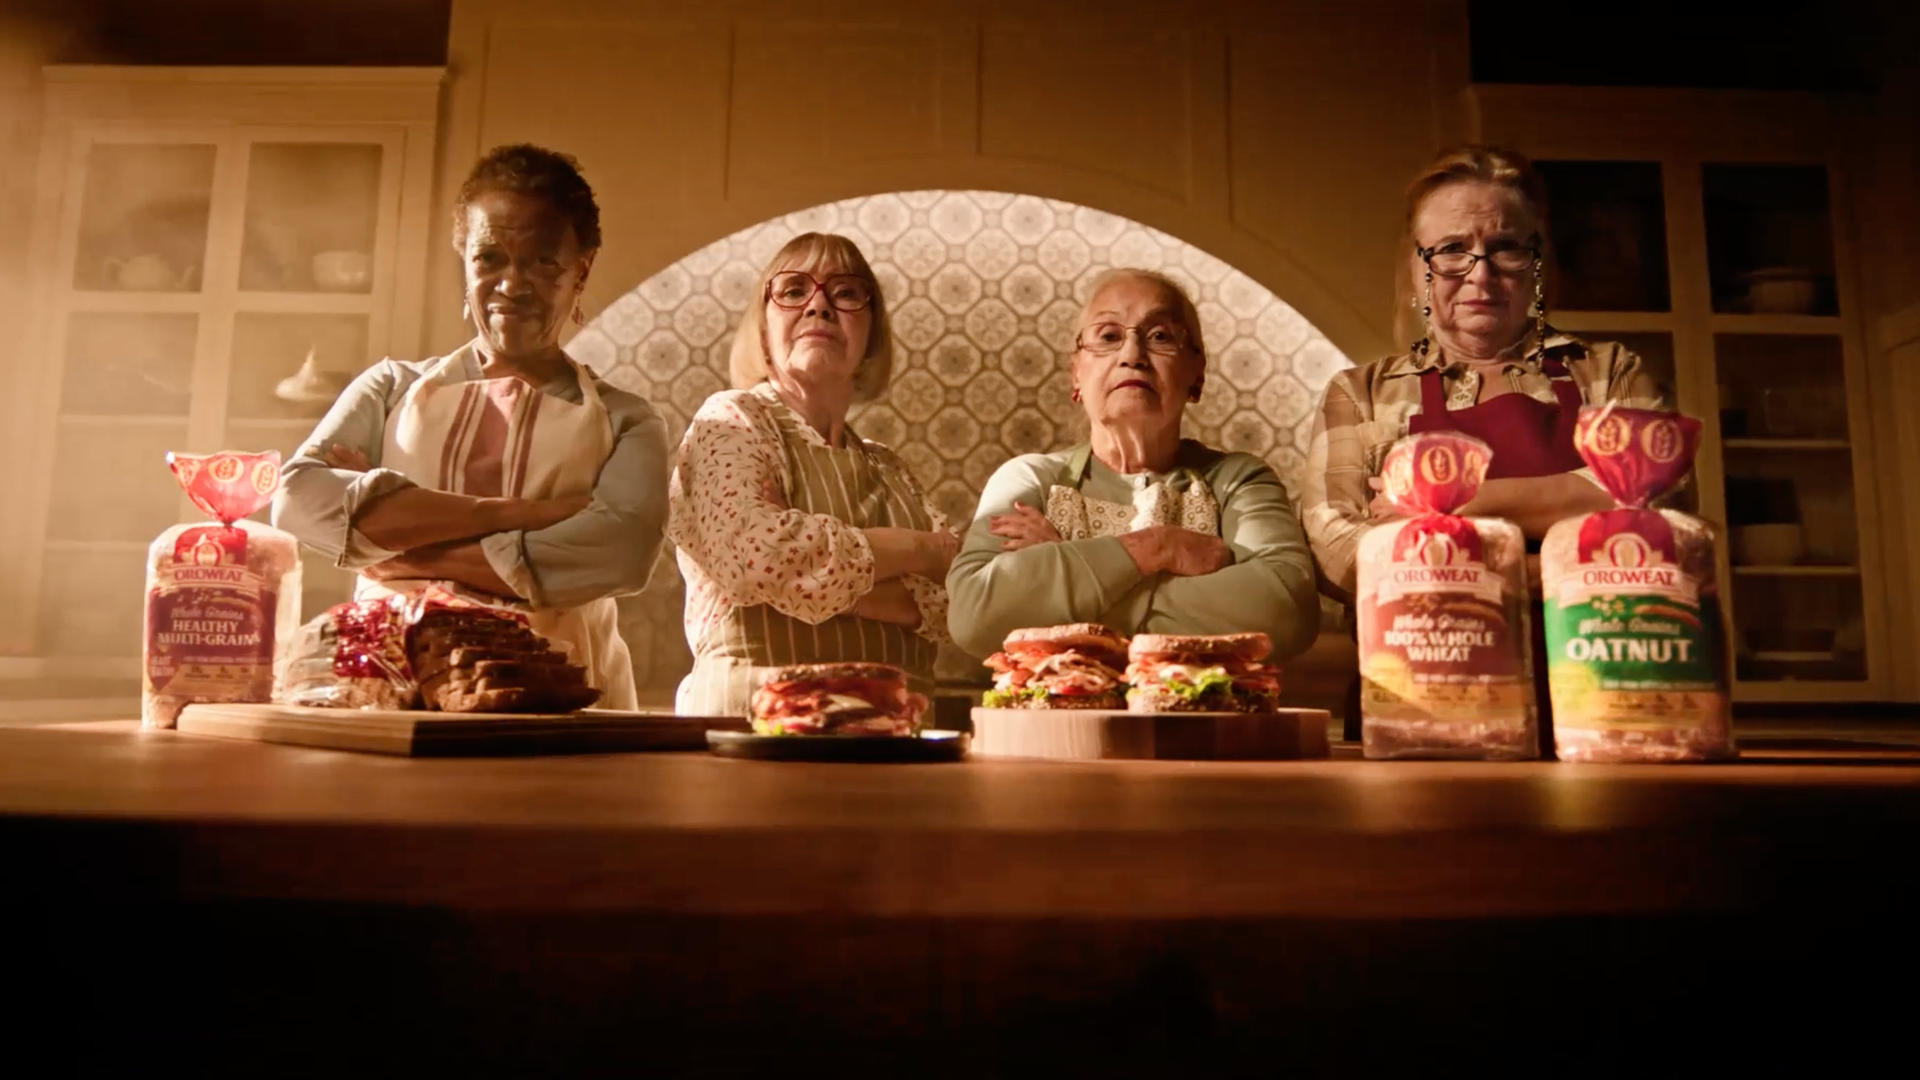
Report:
311,250,372,291
1729,523,1803,566
1740,267,1821,314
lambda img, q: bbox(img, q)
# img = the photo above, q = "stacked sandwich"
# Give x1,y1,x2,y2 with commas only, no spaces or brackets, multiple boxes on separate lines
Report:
750,663,929,736
980,625,1281,713
1125,632,1279,713
982,624,1131,709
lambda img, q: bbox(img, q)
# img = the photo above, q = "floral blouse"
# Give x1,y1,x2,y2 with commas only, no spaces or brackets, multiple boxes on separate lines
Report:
667,383,951,651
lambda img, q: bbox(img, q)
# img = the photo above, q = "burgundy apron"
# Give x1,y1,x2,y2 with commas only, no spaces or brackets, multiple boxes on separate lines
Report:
1404,357,1584,755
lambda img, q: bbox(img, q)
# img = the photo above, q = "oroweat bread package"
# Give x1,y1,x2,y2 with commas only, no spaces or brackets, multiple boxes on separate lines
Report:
1542,405,1733,762
1357,432,1537,760
142,451,302,728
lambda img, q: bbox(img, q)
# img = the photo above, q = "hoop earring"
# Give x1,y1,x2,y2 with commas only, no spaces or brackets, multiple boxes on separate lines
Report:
1070,387,1081,403
1531,255,1547,356
1412,267,1433,358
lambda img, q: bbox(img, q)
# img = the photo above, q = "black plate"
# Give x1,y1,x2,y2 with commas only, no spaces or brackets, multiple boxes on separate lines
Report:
705,729,969,763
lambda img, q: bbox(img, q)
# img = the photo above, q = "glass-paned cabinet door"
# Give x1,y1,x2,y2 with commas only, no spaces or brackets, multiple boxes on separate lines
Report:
71,142,216,293
1535,160,1670,312
239,142,384,293
1714,334,1864,683
1703,164,1838,316
225,311,370,541
49,312,198,543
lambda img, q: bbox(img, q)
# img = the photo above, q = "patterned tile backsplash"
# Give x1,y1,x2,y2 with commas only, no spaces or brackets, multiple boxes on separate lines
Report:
571,191,1355,688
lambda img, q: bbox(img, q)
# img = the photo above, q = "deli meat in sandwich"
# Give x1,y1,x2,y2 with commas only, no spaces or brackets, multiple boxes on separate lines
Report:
751,662,928,736
982,624,1130,709
1126,633,1280,713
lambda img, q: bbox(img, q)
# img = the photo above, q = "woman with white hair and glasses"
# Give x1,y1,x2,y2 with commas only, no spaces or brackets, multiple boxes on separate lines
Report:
667,232,957,715
947,267,1320,661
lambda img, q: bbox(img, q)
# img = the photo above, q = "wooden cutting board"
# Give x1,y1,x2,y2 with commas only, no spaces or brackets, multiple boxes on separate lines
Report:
970,707,1331,761
175,702,746,757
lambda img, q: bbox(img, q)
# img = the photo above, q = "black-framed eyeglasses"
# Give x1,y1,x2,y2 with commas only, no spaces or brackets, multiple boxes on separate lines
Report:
1074,321,1191,356
766,271,874,312
1417,244,1540,278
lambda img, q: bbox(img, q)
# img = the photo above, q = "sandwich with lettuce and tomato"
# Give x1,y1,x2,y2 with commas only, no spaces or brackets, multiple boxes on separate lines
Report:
981,624,1130,709
1125,632,1280,713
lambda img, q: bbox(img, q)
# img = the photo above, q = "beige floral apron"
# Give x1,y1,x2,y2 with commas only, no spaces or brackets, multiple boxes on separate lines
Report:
1044,443,1222,541
361,343,637,711
676,404,937,717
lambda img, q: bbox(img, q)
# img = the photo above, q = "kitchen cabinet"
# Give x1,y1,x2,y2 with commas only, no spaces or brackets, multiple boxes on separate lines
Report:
1475,86,1894,703
1,66,443,663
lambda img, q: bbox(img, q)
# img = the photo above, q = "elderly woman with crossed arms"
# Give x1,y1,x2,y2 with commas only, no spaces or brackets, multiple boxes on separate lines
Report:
947,268,1320,674
274,144,669,711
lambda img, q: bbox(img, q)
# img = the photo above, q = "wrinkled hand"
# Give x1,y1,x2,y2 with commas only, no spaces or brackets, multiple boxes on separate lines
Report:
323,444,371,473
1158,527,1234,577
989,501,1063,552
1367,475,1400,522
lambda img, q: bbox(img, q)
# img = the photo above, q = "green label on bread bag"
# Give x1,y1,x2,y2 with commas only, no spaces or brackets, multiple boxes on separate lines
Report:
1544,517,1720,729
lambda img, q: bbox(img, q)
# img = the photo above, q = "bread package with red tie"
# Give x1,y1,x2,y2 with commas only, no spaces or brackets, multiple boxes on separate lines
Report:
750,662,928,736
982,624,1131,709
143,451,303,729
1125,632,1280,713
277,587,600,714
1542,405,1732,762
1356,432,1537,760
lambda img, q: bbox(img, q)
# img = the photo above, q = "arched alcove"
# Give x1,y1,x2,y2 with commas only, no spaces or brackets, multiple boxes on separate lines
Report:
576,191,1356,690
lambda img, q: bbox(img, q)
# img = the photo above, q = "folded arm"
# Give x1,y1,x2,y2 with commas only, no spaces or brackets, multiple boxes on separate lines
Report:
1142,459,1322,661
668,393,888,625
1299,375,1373,603
945,455,1146,659
477,396,672,610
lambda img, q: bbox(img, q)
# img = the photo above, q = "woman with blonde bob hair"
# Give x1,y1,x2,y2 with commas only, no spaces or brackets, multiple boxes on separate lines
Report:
667,232,956,715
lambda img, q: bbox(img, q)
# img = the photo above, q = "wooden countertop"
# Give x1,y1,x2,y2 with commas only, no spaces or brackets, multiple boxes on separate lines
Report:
4,721,1917,920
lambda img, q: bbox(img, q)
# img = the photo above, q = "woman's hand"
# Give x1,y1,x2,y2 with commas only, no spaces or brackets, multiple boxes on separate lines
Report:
323,444,371,473
988,501,1062,552
1120,525,1234,578
1367,476,1399,522
850,578,922,627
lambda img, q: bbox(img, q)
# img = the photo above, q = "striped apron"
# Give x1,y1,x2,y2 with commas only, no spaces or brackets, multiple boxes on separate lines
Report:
359,343,638,711
675,400,937,716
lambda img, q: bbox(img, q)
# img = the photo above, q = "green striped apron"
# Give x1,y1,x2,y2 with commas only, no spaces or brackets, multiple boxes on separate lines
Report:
675,396,937,716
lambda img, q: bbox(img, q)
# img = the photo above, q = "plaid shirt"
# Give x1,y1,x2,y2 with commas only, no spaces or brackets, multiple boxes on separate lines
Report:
1300,331,1675,600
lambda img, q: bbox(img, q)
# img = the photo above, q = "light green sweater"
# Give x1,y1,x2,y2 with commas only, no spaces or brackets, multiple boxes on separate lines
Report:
945,441,1320,661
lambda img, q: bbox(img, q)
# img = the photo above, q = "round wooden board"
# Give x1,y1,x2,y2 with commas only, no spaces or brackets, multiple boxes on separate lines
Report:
970,707,1331,761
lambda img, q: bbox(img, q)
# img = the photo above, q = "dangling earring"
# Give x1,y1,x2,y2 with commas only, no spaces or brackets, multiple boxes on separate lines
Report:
572,300,586,327
461,297,471,322
1412,267,1434,358
1188,380,1203,403
1530,254,1547,356
1070,387,1081,403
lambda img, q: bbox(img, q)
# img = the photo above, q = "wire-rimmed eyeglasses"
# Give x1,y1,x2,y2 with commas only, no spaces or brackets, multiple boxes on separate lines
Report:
1073,321,1191,356
1417,243,1540,278
766,271,874,312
